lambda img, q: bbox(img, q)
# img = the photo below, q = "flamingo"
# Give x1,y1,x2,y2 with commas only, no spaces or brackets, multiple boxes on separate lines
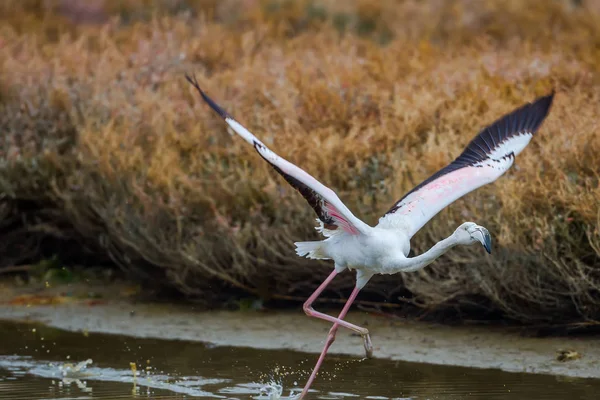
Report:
185,74,554,399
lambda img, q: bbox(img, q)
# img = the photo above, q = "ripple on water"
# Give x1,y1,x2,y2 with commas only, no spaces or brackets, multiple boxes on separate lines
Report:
1,321,599,400
0,355,309,399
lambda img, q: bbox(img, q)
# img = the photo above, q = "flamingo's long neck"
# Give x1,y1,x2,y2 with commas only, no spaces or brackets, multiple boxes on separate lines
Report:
388,233,458,273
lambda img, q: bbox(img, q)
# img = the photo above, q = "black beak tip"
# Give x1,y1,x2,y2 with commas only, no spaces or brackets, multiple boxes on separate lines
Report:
484,235,492,254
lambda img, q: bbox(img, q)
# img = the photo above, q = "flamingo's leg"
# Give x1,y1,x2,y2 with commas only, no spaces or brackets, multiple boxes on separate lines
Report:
302,271,372,355
298,285,364,399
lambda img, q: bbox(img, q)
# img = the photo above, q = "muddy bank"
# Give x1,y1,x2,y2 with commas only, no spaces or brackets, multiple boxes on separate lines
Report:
0,286,598,380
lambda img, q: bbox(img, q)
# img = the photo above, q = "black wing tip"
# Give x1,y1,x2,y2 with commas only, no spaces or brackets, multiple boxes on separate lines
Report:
185,73,231,120
522,89,555,134
532,89,555,118
490,89,555,137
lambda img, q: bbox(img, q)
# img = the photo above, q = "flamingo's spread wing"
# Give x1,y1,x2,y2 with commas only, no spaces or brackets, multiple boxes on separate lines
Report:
186,74,370,236
378,92,554,238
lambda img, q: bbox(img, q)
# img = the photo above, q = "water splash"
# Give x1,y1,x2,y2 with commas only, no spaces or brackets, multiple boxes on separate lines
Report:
0,355,229,397
53,358,94,393
258,381,283,399
255,380,302,400
58,358,93,378
0,356,316,399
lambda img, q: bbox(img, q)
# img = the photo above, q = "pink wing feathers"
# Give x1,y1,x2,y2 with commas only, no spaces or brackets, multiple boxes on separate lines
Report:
378,92,555,238
186,74,370,236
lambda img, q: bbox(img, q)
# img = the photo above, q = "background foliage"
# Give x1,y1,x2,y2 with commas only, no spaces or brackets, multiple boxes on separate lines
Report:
1,0,599,325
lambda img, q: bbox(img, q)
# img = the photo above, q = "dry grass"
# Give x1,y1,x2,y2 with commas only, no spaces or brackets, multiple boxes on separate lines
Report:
0,0,599,324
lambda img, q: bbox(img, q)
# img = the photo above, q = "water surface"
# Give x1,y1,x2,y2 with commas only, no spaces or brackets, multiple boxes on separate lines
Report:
0,321,598,399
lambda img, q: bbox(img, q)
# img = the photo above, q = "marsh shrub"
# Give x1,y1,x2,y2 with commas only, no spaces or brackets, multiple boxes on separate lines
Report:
0,0,599,324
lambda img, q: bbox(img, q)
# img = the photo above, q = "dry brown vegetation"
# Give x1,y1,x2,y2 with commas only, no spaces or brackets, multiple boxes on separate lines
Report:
1,0,599,325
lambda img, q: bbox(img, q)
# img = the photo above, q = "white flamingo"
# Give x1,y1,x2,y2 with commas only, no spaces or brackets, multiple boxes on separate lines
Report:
186,74,554,399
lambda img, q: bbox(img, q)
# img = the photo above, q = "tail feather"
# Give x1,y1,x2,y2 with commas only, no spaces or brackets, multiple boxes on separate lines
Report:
295,241,329,260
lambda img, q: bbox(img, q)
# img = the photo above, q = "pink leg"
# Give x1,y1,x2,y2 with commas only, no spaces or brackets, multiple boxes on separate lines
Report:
298,286,364,399
303,272,371,350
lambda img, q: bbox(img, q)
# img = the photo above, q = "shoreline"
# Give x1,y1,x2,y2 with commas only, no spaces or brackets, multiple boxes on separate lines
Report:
0,298,599,380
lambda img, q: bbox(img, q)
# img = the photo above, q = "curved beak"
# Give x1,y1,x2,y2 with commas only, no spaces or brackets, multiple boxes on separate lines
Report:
474,227,492,254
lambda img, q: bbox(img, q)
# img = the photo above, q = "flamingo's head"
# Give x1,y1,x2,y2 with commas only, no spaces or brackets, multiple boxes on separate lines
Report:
455,222,492,254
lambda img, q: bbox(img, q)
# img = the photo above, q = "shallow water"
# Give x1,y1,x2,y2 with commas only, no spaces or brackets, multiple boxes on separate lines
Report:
0,321,598,399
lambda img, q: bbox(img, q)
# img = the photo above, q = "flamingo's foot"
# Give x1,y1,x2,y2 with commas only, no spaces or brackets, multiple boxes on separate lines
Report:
362,332,373,358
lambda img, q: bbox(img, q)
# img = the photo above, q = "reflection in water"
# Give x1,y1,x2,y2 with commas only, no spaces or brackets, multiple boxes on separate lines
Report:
0,355,300,399
0,321,598,399
0,355,233,397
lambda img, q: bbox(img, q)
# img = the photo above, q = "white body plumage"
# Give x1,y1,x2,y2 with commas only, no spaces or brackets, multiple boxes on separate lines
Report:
186,73,554,398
